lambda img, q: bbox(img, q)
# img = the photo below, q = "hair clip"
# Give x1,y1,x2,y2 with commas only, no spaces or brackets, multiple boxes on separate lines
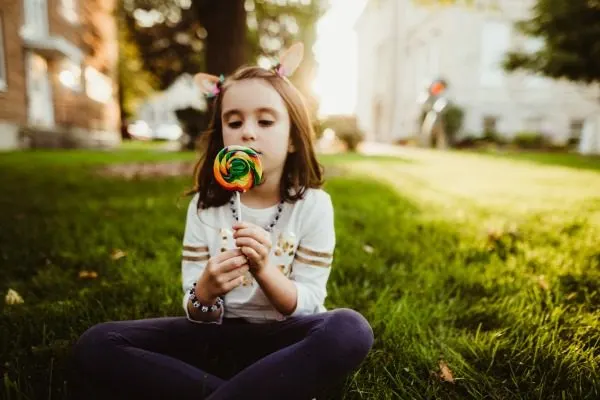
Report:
206,74,225,98
272,63,286,77
195,73,225,99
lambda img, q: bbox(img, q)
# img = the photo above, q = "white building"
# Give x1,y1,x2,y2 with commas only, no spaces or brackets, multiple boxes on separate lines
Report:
355,0,600,152
135,73,207,124
129,73,207,141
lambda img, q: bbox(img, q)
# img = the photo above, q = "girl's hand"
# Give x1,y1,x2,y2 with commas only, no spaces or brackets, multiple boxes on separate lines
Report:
196,249,249,303
232,222,272,273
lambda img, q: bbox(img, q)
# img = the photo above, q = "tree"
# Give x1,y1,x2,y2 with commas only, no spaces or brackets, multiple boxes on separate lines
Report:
192,0,248,76
121,0,324,89
121,0,206,90
119,0,325,147
116,2,159,123
249,0,325,117
502,0,600,84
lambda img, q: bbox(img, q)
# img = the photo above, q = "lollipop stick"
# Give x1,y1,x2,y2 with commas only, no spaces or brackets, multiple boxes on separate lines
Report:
236,191,242,222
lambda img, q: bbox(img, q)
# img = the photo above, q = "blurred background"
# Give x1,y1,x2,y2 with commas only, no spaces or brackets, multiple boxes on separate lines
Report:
2,2,600,399
1,0,598,155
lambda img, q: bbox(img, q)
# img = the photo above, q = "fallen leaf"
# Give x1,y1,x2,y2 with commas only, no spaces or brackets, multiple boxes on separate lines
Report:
363,244,374,254
537,275,550,291
111,249,127,260
5,289,24,305
78,270,99,279
439,360,454,383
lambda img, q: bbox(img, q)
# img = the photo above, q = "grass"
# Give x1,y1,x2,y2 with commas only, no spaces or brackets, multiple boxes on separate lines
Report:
467,148,600,173
1,147,599,399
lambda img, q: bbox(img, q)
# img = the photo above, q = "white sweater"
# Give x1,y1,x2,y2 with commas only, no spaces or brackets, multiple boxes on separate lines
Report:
181,188,336,324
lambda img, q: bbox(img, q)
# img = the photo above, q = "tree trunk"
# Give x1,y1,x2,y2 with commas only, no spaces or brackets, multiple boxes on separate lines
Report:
196,0,248,75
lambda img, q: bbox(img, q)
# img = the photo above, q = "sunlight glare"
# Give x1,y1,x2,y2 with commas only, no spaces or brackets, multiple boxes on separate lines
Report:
313,0,368,117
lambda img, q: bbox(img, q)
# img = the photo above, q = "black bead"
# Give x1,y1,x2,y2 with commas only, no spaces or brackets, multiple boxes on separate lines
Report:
275,215,279,220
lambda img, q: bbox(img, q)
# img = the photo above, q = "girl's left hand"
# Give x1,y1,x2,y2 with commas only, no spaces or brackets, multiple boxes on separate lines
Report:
232,222,272,273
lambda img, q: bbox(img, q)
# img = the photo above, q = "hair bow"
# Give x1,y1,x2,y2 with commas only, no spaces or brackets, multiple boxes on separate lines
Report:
272,42,304,78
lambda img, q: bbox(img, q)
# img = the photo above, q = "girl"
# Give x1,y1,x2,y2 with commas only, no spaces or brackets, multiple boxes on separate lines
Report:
70,43,373,400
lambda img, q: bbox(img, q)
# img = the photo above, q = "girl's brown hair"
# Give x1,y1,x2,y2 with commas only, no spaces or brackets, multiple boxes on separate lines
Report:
188,66,324,209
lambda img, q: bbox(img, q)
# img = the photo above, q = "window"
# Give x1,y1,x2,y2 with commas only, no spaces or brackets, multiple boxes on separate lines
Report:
524,116,543,133
24,0,49,37
60,0,78,24
483,115,498,133
480,21,510,87
569,119,584,139
58,60,82,92
0,15,6,91
85,66,112,103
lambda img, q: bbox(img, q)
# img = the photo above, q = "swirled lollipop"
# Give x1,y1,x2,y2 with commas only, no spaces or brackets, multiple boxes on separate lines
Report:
214,145,263,221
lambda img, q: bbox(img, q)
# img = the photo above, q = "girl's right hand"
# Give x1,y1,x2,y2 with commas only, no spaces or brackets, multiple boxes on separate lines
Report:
195,249,248,304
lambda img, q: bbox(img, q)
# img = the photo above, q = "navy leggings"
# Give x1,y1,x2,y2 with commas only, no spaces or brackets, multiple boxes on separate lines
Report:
69,308,374,400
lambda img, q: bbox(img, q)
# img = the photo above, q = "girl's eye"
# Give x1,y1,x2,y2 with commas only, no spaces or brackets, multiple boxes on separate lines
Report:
259,120,274,127
228,121,242,129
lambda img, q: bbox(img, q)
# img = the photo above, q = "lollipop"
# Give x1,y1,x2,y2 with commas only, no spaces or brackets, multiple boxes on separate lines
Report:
213,145,263,221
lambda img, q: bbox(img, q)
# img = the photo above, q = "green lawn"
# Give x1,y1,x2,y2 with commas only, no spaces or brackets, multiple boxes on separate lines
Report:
1,147,599,399
467,148,600,173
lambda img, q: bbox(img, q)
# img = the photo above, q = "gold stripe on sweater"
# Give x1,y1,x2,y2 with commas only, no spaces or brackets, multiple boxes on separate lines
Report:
182,255,209,262
294,254,330,268
297,246,333,259
183,245,209,252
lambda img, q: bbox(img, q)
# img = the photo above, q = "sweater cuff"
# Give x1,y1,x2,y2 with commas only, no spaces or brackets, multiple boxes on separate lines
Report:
289,282,313,317
182,291,224,325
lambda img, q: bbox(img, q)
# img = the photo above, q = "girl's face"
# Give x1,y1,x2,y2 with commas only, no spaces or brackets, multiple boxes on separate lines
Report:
221,78,292,178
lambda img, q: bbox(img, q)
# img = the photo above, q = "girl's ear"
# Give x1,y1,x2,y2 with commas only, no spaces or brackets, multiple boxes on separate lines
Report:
276,42,304,78
194,73,224,98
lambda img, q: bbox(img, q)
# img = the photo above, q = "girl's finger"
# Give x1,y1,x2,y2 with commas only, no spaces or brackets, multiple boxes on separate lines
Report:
241,246,261,263
233,227,271,248
221,275,245,292
218,255,249,273
235,237,265,256
220,265,249,283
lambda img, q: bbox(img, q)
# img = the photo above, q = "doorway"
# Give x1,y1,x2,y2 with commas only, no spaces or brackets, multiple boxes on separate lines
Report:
26,52,54,127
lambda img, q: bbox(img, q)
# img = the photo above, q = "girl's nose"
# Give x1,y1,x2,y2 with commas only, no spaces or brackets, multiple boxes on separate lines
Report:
241,123,257,141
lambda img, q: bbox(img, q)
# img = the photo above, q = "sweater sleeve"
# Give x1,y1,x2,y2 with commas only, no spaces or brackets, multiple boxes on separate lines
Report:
289,191,336,317
180,194,223,324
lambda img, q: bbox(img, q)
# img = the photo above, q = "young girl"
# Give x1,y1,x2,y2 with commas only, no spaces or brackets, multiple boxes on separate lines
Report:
71,43,373,400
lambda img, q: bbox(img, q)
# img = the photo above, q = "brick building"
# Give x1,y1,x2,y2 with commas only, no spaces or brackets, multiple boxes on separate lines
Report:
0,0,120,149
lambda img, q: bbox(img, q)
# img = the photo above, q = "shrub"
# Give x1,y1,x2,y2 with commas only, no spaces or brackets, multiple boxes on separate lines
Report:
174,108,210,151
320,115,364,152
454,134,484,149
513,131,546,149
442,104,465,144
483,129,508,145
